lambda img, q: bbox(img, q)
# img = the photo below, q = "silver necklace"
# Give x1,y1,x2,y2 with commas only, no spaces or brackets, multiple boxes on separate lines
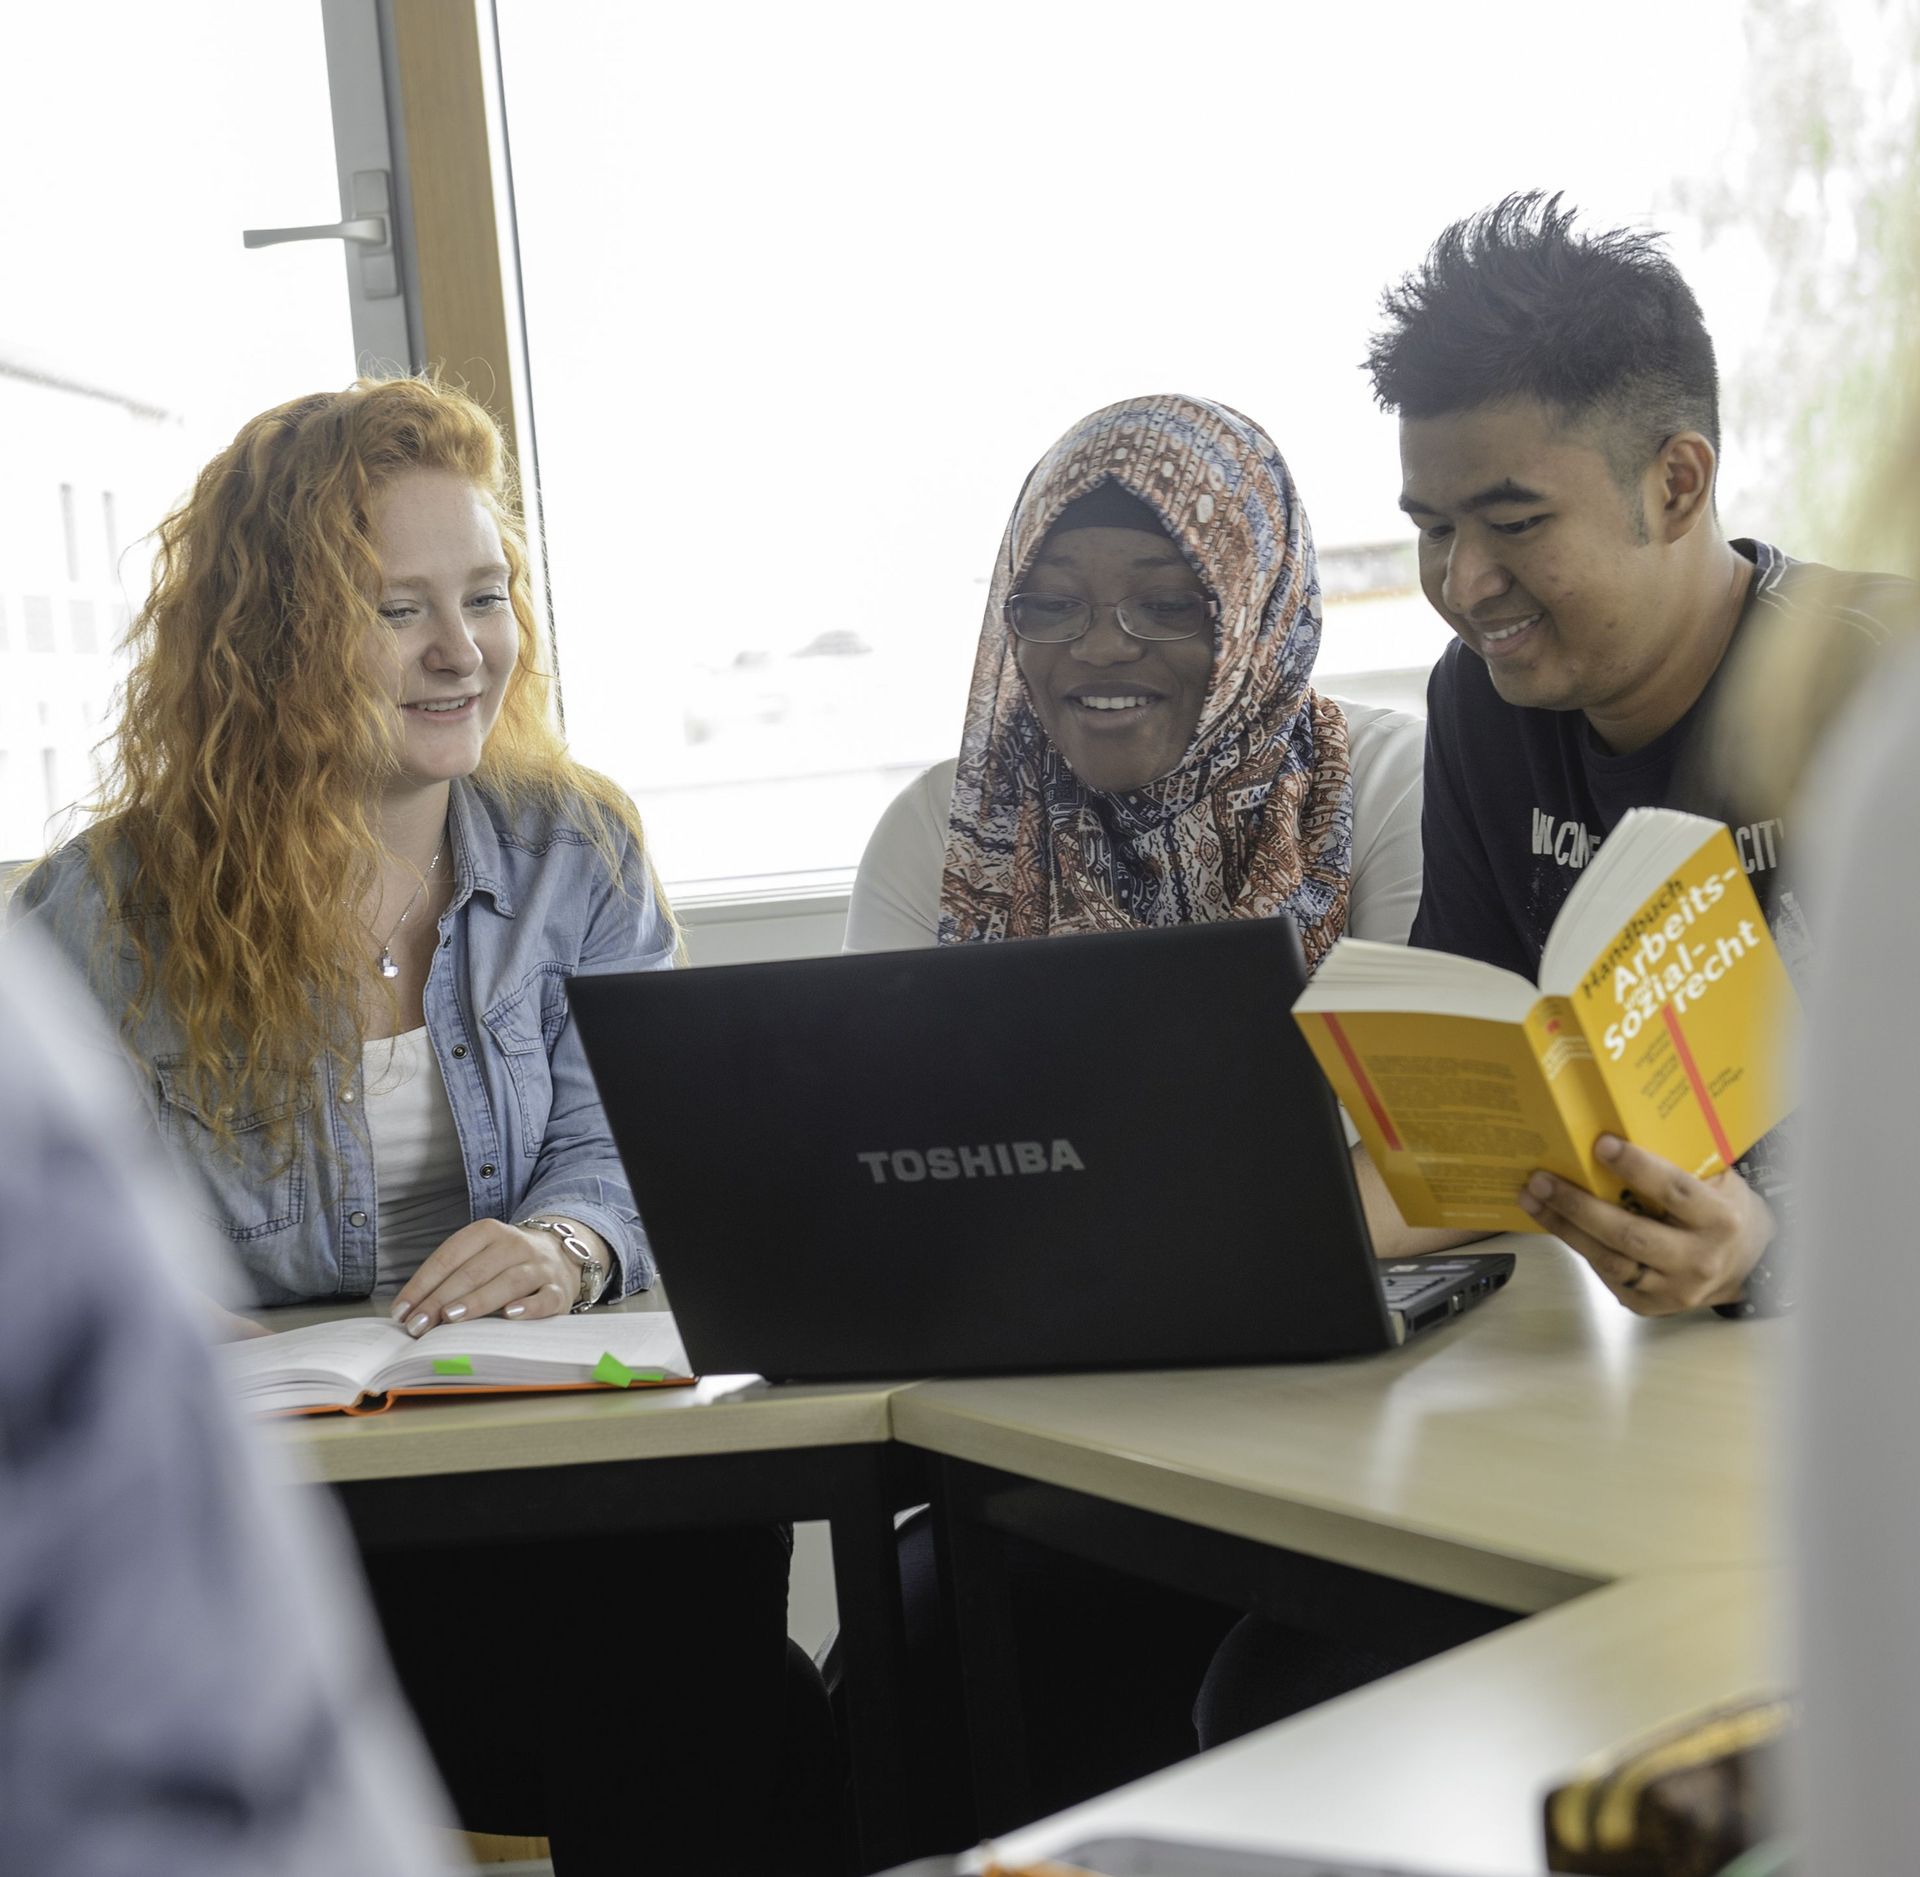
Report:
375,842,443,979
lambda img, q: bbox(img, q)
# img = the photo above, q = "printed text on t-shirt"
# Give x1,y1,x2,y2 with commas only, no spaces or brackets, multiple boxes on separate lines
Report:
1531,809,1786,876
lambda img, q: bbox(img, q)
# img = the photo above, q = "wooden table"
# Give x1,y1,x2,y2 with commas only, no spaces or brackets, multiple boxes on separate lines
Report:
262,1239,1786,1874
982,1569,1782,1876
885,1236,1785,1866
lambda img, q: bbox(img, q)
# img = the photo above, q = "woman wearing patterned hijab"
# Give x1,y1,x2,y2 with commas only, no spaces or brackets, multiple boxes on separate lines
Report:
850,390,1423,970
937,392,1359,955
848,394,1431,1833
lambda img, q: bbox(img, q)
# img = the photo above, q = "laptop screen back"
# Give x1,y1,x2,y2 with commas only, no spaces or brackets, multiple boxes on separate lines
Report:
569,919,1395,1380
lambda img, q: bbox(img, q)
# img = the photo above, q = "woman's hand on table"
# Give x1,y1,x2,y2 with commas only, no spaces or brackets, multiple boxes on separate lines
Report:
391,1218,603,1336
1518,1134,1773,1316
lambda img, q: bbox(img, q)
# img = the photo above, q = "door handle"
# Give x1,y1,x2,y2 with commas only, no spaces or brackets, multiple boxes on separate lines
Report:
242,215,387,249
243,170,400,298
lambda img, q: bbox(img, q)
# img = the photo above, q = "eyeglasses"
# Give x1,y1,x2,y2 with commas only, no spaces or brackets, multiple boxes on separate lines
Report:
1004,589,1218,644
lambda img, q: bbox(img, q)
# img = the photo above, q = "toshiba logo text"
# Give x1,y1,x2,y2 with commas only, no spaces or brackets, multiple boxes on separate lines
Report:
856,1140,1086,1184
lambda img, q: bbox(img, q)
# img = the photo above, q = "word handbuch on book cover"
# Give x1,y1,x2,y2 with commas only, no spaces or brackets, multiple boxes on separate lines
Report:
221,1311,696,1416
1294,809,1800,1231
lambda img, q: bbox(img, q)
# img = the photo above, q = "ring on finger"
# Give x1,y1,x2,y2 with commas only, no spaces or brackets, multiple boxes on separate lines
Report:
1620,1262,1648,1290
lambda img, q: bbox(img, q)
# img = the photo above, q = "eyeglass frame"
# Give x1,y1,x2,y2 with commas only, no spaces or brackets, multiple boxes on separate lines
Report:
1002,589,1221,645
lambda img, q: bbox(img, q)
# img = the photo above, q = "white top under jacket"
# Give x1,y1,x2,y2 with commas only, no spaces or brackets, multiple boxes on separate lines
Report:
362,1026,471,1295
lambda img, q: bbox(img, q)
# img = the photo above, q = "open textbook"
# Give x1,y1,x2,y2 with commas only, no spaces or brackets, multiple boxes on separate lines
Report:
221,1311,695,1416
1294,809,1800,1231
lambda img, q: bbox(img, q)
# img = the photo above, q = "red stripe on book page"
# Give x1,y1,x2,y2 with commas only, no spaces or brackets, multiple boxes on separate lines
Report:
1661,1003,1735,1169
1321,1014,1402,1153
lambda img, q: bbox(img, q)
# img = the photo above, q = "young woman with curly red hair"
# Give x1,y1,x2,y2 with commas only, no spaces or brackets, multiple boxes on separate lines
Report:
11,377,830,1875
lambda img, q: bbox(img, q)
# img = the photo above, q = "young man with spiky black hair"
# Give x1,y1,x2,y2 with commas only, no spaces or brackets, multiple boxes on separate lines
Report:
1194,195,1917,1760
1361,191,1913,1317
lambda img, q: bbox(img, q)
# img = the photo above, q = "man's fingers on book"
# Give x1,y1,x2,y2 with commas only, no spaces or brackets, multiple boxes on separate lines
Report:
1558,1224,1645,1295
1527,1191,1682,1314
1552,1225,1673,1315
1595,1137,1714,1223
1529,1174,1664,1265
1603,1266,1672,1316
1562,1216,1718,1317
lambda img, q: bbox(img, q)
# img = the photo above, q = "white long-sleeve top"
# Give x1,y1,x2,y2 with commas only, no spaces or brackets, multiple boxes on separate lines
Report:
844,697,1426,954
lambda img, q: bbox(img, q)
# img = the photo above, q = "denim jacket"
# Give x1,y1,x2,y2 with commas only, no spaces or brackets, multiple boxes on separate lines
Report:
9,779,673,1305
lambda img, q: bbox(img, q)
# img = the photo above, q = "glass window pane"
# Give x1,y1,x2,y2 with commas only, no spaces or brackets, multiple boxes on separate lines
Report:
497,1,1814,893
1,2,357,860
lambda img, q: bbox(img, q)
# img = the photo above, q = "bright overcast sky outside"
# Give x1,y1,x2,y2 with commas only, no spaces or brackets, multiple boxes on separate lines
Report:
496,0,1801,880
1,0,1898,883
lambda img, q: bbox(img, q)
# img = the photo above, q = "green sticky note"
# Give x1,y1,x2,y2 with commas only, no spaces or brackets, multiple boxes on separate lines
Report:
593,1353,670,1387
431,1356,474,1377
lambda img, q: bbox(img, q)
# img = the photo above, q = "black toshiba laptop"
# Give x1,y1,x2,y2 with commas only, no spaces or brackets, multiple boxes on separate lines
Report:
568,917,1514,1383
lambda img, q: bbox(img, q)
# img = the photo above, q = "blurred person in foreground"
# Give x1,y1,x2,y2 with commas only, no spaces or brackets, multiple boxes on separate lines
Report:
0,924,456,1877
1702,360,1920,1871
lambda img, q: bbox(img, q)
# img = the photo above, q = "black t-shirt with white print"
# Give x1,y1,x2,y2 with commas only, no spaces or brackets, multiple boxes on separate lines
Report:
1409,537,1917,1265
1409,539,1864,979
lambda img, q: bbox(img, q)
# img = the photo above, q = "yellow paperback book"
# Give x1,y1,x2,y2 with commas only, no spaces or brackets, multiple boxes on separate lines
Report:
1293,809,1800,1231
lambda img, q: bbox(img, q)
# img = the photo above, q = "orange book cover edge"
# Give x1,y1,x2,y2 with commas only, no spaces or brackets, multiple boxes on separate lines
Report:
270,1376,699,1418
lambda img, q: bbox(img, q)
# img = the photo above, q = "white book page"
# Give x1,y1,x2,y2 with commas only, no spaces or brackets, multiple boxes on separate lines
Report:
1540,809,1721,994
1293,937,1539,1023
218,1319,403,1413
219,1312,693,1412
374,1312,693,1390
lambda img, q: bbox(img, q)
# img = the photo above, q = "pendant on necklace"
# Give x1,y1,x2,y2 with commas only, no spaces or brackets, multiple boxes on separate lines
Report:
378,948,399,980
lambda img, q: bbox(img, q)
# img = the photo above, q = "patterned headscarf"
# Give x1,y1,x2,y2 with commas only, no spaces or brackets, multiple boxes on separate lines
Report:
937,393,1354,966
